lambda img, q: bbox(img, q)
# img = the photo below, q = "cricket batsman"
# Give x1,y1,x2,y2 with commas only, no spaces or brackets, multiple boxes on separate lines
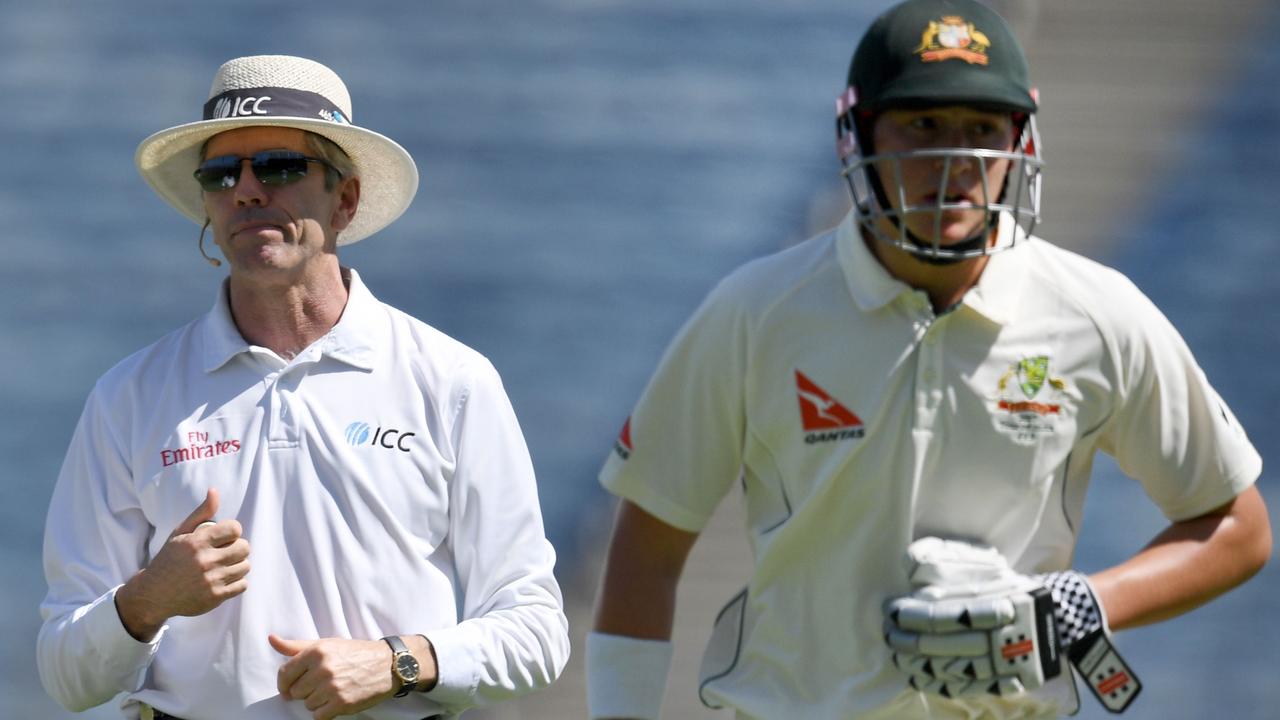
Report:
585,0,1271,717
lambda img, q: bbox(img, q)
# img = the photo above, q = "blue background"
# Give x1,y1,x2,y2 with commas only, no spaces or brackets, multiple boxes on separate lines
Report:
2,1,1276,717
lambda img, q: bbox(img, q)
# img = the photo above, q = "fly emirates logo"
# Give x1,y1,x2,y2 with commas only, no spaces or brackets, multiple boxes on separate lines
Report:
160,431,242,467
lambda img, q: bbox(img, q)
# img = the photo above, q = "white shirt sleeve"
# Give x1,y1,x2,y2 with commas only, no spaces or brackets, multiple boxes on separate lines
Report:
38,386,164,711
598,278,749,532
1098,280,1261,521
423,357,570,708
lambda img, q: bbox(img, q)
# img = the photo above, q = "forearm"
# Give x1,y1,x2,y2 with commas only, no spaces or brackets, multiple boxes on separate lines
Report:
592,500,698,640
588,501,697,720
1090,485,1271,630
593,564,681,641
115,570,169,642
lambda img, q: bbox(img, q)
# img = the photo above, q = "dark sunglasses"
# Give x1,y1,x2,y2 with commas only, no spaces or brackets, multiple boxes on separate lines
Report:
193,151,342,193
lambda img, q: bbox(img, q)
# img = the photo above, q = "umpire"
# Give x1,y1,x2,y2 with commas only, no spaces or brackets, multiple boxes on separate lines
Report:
38,55,568,720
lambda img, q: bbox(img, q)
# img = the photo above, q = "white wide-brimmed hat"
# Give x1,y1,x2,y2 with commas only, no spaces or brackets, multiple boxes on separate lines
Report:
135,55,418,245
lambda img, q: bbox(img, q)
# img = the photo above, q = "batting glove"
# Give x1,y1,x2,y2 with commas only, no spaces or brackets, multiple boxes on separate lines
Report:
884,537,1141,712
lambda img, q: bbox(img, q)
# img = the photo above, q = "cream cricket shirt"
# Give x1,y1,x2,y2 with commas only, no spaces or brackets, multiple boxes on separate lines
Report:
599,212,1260,719
39,270,568,720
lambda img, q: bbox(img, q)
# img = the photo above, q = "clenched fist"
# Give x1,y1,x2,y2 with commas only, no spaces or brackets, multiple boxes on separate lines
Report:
271,635,397,720
115,488,251,641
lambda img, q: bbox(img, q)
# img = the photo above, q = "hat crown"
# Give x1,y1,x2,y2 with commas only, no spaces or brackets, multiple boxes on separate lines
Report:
847,0,1035,113
208,55,353,120
137,54,418,246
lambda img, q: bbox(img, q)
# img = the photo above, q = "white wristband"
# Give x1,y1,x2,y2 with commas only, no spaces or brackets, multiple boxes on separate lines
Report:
586,631,674,720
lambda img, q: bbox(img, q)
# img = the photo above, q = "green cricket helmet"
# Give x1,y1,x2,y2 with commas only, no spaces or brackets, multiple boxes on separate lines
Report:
835,0,1043,262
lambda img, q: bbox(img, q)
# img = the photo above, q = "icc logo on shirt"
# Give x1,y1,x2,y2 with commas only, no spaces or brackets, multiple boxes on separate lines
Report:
345,421,416,453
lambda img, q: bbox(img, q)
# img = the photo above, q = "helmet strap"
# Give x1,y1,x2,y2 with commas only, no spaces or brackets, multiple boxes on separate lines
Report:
900,217,995,265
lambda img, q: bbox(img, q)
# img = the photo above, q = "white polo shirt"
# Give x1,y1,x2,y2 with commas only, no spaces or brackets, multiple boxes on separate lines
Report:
39,269,569,720
599,212,1260,719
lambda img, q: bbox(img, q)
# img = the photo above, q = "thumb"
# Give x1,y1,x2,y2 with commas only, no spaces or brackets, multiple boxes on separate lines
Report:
173,488,220,536
269,633,307,657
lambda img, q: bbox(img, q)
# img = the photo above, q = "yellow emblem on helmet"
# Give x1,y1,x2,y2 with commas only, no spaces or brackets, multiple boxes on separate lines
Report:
914,16,992,65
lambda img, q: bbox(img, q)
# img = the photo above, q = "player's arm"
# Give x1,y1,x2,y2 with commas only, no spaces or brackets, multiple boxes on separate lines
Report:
588,499,700,720
883,489,1270,711
1090,484,1270,630
589,272,750,718
1091,277,1272,628
594,499,700,639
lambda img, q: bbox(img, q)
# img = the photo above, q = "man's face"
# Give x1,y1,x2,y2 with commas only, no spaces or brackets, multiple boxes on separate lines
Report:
201,126,358,282
871,106,1017,247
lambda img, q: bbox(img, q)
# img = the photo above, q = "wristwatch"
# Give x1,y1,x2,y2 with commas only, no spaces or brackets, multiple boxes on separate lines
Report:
382,635,420,697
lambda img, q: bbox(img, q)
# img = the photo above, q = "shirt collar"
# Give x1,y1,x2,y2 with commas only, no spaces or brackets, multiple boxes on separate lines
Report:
835,210,1033,325
835,210,914,312
201,267,381,373
961,213,1033,326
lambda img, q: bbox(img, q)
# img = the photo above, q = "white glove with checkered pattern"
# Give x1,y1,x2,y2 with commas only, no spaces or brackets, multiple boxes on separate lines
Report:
883,538,1141,712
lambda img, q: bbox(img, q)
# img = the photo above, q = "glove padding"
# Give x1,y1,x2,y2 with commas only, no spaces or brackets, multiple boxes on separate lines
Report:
884,538,1062,698
884,538,1140,712
1038,571,1141,713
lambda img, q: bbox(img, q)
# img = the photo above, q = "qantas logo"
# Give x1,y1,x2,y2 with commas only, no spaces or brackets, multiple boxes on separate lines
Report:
613,417,633,460
795,370,865,443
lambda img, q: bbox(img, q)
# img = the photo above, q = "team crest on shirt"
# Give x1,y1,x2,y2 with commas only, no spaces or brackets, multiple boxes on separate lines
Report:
796,370,865,443
993,355,1068,443
914,15,992,65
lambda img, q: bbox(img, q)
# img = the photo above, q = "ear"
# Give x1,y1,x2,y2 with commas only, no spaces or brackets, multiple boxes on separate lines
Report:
331,176,360,232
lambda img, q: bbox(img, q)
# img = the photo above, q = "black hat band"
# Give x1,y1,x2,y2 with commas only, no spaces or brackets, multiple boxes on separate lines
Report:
202,87,350,125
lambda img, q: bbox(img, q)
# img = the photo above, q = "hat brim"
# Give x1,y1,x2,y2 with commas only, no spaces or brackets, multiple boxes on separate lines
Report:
135,116,418,246
868,68,1038,114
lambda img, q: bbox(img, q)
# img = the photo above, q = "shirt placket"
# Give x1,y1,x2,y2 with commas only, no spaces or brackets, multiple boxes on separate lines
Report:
907,293,946,429
918,329,947,428
266,362,308,450
905,293,949,527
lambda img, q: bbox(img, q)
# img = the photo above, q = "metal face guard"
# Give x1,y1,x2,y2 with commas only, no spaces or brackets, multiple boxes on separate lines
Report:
839,117,1044,261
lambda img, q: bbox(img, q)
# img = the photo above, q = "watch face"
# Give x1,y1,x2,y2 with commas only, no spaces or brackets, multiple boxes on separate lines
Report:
396,654,420,681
